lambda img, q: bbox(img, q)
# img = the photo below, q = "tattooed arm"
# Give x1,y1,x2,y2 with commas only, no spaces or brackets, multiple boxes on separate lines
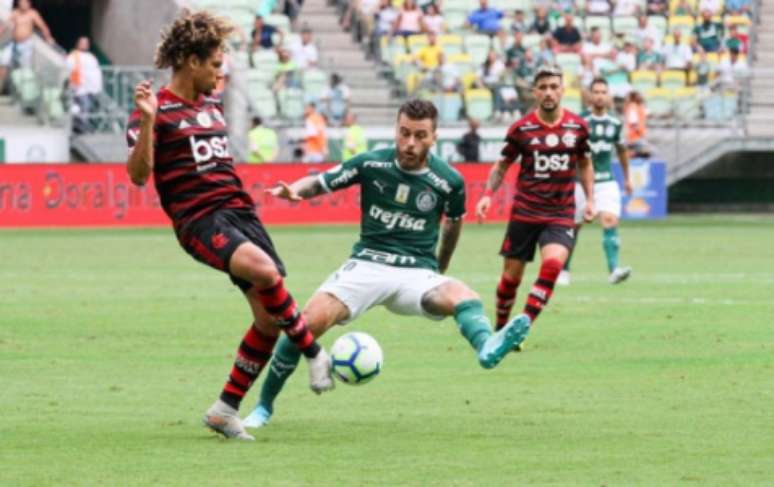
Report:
437,218,463,274
475,158,513,222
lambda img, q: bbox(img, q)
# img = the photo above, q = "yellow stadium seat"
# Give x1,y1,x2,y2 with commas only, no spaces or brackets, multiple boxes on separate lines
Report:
660,70,687,89
673,86,701,119
563,88,582,113
462,72,478,90
407,34,429,53
464,88,493,121
645,87,674,117
438,35,464,56
630,70,658,91
669,15,695,37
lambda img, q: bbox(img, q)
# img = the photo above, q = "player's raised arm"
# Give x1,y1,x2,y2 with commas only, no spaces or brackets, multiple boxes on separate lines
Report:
475,158,512,223
126,81,157,186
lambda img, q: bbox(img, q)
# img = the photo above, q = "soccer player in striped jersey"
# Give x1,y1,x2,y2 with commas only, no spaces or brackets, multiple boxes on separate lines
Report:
558,77,633,286
125,10,332,441
476,65,594,343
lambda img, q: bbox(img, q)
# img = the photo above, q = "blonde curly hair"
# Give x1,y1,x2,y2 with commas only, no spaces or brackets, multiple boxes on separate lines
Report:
154,10,233,70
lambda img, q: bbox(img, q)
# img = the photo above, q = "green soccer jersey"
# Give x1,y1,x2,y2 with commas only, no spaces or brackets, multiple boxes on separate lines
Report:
584,113,624,183
318,147,466,271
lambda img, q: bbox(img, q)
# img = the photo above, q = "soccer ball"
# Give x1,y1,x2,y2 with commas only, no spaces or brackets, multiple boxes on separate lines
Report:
330,332,383,385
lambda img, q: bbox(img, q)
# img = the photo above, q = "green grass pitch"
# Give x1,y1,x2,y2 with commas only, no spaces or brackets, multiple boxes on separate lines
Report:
2,215,773,486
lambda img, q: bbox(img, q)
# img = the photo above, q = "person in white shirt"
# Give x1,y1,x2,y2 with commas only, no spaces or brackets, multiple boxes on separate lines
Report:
587,0,612,15
291,26,319,69
661,29,693,71
421,3,445,35
613,0,641,16
633,14,661,49
582,26,613,74
66,36,102,133
698,0,721,14
717,47,748,90
615,40,637,72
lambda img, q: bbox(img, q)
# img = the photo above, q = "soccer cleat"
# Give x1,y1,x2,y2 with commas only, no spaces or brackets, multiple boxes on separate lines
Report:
243,404,272,429
307,348,334,394
608,266,632,285
203,399,255,440
556,270,571,286
478,314,531,369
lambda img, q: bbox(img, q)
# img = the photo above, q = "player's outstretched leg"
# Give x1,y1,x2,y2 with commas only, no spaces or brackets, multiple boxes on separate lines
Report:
244,335,300,428
603,226,631,284
558,226,581,286
495,274,520,330
521,254,563,325
204,323,277,440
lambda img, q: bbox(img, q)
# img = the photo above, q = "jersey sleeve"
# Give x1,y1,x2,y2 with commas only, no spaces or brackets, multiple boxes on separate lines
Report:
125,109,157,154
576,121,591,159
318,154,365,192
614,121,625,146
500,125,521,163
444,177,467,220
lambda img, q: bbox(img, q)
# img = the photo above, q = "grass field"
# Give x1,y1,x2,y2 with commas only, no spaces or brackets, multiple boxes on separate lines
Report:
2,215,774,486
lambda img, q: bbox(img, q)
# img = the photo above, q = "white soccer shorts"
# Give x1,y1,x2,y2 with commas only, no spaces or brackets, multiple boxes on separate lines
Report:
574,180,622,223
316,259,452,323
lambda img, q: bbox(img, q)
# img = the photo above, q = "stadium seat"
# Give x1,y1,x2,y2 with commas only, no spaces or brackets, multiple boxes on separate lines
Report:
722,90,738,118
464,88,493,121
43,87,64,122
438,92,463,122
278,87,304,120
585,16,612,42
251,49,279,71
673,87,700,120
246,68,274,89
668,0,698,15
11,68,39,108
563,88,582,113
381,36,406,64
302,68,328,103
447,52,474,73
522,33,542,50
407,34,429,54
439,35,464,56
462,71,478,89
630,70,658,92
464,34,492,65
647,15,668,39
645,87,673,117
725,14,752,34
265,14,291,32
443,9,468,33
703,93,725,121
555,53,582,76
404,71,425,94
660,70,687,89
251,84,278,119
669,16,695,38
612,16,639,38
392,53,417,81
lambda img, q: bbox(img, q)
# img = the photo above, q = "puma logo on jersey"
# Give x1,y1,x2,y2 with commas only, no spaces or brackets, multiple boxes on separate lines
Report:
190,135,230,165
369,204,427,231
533,151,570,173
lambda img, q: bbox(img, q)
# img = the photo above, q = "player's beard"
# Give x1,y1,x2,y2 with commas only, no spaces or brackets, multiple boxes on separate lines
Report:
398,146,429,170
541,99,558,112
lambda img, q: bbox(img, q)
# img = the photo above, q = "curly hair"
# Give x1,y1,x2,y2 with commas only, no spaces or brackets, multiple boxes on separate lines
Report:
397,99,438,130
154,10,233,70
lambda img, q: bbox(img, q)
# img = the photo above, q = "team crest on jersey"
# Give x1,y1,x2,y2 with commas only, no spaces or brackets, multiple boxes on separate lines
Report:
196,111,213,128
562,131,577,147
415,190,437,212
606,125,616,137
545,133,559,147
395,184,410,204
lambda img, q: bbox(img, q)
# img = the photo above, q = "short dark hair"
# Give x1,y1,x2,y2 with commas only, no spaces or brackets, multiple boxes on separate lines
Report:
397,99,438,130
252,116,263,126
533,65,563,86
590,77,608,89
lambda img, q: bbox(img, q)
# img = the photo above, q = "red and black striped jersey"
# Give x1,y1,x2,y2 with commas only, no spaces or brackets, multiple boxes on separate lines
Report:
500,109,590,227
126,87,253,231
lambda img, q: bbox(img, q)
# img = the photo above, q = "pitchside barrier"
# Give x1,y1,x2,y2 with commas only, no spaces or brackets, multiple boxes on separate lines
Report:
0,161,665,227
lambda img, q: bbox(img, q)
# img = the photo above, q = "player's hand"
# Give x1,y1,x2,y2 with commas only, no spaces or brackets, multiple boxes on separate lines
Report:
624,178,633,196
583,202,595,223
475,196,491,223
266,181,302,202
134,80,157,120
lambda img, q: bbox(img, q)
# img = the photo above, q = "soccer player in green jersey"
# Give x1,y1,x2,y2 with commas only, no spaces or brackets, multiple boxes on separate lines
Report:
559,78,633,285
242,100,529,428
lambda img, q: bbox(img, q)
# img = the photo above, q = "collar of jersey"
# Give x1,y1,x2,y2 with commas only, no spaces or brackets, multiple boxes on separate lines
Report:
589,112,610,120
160,86,205,108
393,158,430,175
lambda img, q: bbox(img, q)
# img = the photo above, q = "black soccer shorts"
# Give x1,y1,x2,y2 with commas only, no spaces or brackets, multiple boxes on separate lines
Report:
499,220,575,262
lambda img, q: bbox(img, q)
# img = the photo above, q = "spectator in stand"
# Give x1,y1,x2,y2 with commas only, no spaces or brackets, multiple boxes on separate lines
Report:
672,0,695,16
416,31,442,69
725,0,752,16
694,9,724,52
0,0,54,87
247,116,279,163
422,3,445,35
372,0,399,60
302,102,328,162
529,6,551,35
505,31,526,68
537,36,557,65
624,91,647,146
634,14,662,49
341,110,368,161
717,46,749,90
392,0,424,37
466,0,504,37
613,0,642,16
555,0,575,14
319,73,351,125
582,26,613,74
725,24,748,53
662,29,693,72
510,9,528,34
341,0,380,33
637,38,664,70
698,0,722,14
587,0,612,15
477,50,509,119
432,52,461,92
646,0,668,15
67,36,102,133
250,15,283,53
291,25,319,69
271,47,299,94
694,50,712,88
552,12,582,54
456,117,481,162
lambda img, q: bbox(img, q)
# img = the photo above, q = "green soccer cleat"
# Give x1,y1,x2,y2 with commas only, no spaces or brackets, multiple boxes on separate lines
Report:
478,314,531,369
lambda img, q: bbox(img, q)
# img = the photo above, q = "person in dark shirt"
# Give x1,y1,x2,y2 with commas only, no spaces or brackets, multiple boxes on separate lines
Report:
456,117,481,162
250,15,283,51
552,13,582,53
530,6,551,35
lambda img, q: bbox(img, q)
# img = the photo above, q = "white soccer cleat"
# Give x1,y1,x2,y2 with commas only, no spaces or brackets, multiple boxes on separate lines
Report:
557,270,571,286
203,399,255,440
307,348,334,394
608,266,632,284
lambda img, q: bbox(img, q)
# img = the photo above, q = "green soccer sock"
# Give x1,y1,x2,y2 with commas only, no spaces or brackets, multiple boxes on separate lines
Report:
258,334,301,413
454,299,493,352
602,227,620,273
